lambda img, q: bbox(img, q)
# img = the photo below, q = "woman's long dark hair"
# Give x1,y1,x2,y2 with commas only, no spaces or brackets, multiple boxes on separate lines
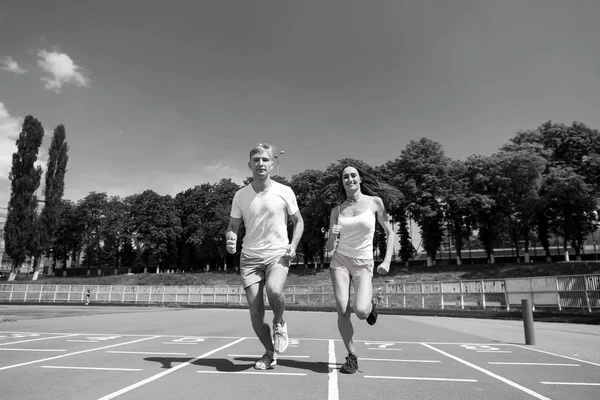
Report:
337,164,401,211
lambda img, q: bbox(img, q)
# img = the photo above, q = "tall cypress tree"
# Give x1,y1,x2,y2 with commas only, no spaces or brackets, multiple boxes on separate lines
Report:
3,115,44,276
38,124,69,273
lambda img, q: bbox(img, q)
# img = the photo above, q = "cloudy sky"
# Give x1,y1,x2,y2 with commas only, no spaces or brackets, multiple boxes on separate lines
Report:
1,0,600,209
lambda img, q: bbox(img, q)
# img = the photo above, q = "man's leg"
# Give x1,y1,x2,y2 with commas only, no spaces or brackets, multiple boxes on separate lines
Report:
265,257,290,353
244,280,274,352
264,263,288,325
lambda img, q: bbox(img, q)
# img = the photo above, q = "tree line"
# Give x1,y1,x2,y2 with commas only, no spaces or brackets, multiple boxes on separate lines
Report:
3,116,599,277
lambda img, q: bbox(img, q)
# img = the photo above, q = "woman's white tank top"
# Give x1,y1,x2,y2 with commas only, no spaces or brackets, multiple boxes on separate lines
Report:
335,197,375,260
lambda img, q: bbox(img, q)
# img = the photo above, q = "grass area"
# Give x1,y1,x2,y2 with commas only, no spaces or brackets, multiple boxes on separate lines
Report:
4,261,599,287
0,315,17,323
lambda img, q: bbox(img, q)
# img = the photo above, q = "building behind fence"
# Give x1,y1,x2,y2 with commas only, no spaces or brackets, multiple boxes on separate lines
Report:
1,274,599,313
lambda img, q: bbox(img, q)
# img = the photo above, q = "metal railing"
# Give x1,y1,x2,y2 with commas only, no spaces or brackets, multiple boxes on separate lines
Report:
1,274,599,312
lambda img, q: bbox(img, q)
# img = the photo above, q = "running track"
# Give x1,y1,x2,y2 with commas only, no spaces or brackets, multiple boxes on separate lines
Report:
1,305,599,399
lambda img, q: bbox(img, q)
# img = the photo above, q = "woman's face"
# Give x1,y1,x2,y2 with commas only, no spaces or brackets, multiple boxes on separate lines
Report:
341,166,361,192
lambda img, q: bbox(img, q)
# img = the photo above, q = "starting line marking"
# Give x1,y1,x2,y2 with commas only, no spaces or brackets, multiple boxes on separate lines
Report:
107,351,188,356
42,366,143,372
227,354,310,359
541,382,600,386
489,362,580,367
361,358,440,363
196,370,306,376
364,376,477,382
0,348,66,352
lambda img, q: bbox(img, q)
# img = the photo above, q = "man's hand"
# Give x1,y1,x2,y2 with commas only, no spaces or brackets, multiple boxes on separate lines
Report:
376,260,390,275
284,244,296,261
226,232,237,254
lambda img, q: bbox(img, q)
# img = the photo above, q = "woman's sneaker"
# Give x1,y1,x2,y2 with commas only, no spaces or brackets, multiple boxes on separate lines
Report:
339,353,359,374
367,299,378,325
273,322,289,353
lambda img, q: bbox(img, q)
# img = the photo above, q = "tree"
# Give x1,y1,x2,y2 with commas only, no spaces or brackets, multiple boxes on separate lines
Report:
388,138,450,266
78,192,108,271
497,150,546,263
291,169,328,267
3,115,44,277
37,124,69,276
126,190,181,271
541,167,597,261
464,155,509,264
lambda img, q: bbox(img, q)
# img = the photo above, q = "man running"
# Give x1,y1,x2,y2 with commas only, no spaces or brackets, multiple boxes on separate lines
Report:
225,143,304,370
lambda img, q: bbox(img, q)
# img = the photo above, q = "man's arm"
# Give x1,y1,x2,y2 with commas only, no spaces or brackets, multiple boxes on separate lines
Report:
286,210,304,259
225,217,242,254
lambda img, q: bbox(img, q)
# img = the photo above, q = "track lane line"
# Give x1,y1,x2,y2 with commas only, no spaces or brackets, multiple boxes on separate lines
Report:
0,333,78,346
421,343,552,400
328,339,339,400
0,336,160,371
96,338,246,400
511,344,600,367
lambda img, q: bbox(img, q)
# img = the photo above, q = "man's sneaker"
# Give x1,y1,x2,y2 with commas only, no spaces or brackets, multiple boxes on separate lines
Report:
339,353,358,374
255,351,276,370
366,299,378,326
273,322,289,353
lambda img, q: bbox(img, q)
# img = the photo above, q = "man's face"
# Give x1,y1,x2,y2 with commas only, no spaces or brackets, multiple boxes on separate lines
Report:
248,149,274,178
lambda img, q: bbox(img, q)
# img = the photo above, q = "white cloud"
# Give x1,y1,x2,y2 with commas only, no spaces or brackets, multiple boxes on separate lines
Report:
0,102,21,207
0,102,21,181
37,50,90,93
0,56,27,74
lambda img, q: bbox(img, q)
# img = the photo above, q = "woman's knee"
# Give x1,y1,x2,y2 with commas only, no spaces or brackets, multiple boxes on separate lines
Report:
354,304,370,320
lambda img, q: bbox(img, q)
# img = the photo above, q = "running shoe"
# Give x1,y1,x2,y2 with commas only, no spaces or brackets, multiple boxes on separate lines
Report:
255,351,276,370
366,300,378,326
339,353,359,374
273,322,289,353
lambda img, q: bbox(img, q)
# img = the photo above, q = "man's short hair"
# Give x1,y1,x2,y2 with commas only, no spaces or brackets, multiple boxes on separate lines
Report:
249,143,276,160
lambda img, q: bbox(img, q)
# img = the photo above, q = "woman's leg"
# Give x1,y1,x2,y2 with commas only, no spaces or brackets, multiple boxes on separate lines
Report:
352,274,374,320
330,267,354,354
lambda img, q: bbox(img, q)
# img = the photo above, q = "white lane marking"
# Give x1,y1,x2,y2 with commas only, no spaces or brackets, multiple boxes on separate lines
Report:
42,366,142,371
477,351,512,353
228,354,310,359
0,348,66,352
489,362,580,367
361,358,440,363
365,376,477,382
96,338,245,400
541,382,600,386
0,334,78,346
422,343,552,400
162,342,197,345
107,351,187,356
0,336,160,371
196,371,306,376
367,348,402,351
328,340,339,400
68,340,100,343
511,345,600,367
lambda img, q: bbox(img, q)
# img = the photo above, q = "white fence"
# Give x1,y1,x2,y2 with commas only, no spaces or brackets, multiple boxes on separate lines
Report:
1,274,599,312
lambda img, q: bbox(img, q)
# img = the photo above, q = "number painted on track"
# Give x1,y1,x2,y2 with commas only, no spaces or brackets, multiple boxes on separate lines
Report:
461,345,500,351
0,333,41,340
172,337,206,343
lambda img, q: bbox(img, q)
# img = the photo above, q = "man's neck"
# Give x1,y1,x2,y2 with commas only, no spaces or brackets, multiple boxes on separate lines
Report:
252,176,272,192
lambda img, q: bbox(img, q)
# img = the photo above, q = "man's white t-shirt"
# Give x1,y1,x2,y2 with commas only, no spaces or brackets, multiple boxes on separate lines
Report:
230,181,299,258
